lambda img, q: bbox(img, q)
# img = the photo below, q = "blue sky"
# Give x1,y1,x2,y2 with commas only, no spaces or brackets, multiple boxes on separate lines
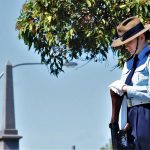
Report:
0,0,121,150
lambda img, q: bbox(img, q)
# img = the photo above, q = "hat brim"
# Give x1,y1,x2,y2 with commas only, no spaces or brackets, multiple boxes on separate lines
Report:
111,24,150,48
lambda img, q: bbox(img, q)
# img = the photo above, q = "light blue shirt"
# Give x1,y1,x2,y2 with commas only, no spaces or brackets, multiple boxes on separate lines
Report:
120,45,150,106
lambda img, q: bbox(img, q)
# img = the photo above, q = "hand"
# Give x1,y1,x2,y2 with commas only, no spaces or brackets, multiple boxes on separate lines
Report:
109,80,125,96
122,85,127,92
109,80,125,91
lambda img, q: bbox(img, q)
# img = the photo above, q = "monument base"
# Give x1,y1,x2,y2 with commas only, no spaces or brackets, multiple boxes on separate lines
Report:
0,134,22,150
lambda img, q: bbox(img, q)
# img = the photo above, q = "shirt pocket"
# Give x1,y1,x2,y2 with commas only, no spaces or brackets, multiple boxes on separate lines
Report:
133,64,149,85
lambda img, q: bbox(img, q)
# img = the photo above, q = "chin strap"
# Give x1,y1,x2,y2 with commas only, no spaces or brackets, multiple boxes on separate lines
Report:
133,37,139,56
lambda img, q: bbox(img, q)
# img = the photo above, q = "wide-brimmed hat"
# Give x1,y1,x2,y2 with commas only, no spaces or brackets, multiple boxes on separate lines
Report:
112,16,150,47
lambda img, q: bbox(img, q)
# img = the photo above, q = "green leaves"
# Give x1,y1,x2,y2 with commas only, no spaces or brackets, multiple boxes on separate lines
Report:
45,32,53,45
16,0,150,76
86,0,92,7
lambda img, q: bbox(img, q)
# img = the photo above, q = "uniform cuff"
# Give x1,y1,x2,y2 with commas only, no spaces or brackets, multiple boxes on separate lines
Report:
126,86,136,98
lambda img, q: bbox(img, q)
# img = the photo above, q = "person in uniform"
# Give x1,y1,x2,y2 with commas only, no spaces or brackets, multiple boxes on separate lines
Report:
109,16,150,149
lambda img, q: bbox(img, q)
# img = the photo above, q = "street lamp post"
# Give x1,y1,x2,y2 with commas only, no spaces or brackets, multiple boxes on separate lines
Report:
0,61,77,150
0,61,22,150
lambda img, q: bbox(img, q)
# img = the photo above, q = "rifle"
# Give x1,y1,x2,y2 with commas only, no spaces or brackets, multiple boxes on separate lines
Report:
109,122,130,150
109,122,119,150
109,90,129,150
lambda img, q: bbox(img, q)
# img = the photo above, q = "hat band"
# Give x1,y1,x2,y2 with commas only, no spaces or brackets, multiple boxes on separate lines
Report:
121,23,144,41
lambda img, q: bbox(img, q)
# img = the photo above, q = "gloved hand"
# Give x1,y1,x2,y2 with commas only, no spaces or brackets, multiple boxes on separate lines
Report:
109,80,125,96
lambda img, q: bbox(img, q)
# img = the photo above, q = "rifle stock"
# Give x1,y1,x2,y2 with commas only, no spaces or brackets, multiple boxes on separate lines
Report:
109,90,129,150
109,123,119,150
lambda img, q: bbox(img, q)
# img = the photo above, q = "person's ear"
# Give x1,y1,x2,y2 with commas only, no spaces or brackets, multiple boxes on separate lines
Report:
139,34,145,41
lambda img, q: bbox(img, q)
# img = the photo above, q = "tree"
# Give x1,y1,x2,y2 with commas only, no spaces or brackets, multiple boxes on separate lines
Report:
16,0,150,76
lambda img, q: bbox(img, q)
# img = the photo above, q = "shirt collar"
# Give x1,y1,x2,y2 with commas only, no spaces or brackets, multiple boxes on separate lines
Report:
138,45,150,60
126,45,150,70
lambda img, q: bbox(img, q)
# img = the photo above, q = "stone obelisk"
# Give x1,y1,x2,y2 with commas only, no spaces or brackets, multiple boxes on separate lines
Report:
0,62,22,150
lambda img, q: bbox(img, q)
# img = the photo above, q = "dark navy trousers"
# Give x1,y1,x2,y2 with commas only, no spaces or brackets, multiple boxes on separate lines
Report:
127,104,150,150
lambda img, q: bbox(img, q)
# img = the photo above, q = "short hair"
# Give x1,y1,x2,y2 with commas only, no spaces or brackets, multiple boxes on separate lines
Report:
145,30,150,40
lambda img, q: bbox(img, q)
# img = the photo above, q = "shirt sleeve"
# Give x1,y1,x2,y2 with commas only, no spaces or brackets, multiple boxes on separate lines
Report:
126,86,150,101
126,58,150,101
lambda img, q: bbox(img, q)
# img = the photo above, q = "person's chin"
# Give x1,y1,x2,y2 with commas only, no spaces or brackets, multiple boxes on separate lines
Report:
129,49,136,55
130,51,135,55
